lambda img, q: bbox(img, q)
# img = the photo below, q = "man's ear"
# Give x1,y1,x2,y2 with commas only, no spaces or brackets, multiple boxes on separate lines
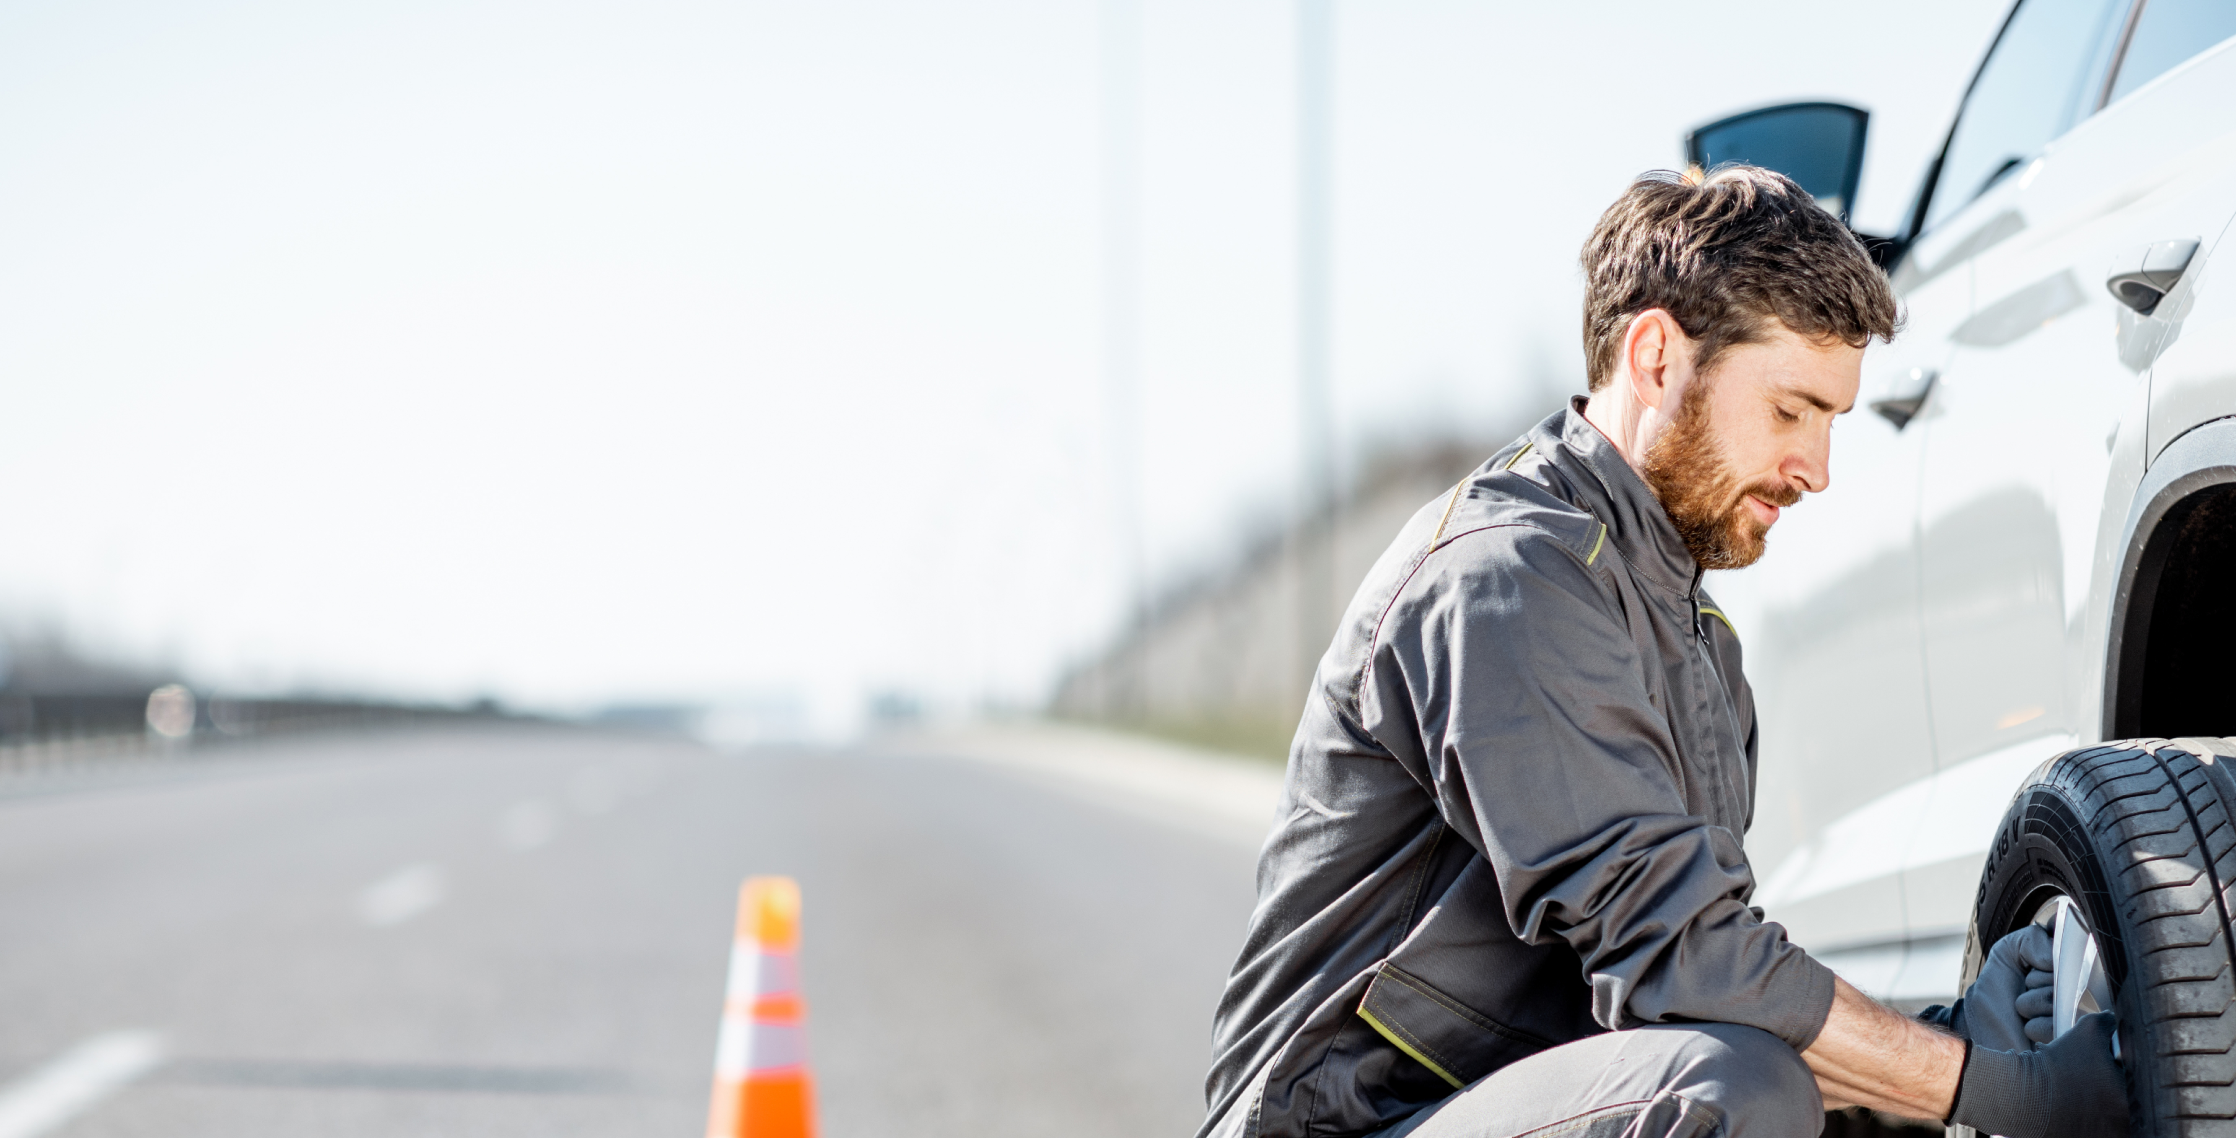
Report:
1621,309,1683,413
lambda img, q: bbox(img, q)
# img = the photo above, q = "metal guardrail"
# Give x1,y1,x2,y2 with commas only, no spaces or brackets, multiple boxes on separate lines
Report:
0,688,511,773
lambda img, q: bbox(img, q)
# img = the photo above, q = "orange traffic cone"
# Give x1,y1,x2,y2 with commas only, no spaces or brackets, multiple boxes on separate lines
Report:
707,876,817,1138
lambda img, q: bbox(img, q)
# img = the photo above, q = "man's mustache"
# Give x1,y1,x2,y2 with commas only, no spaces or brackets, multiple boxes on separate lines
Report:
1739,479,1802,510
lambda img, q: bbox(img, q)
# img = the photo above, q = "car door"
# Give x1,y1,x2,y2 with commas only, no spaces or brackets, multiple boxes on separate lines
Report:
1907,0,2236,946
1744,0,2133,1002
1738,280,1953,990
1733,146,1981,985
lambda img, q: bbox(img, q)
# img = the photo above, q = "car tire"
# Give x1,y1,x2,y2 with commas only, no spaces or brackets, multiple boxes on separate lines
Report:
1961,736,2236,1137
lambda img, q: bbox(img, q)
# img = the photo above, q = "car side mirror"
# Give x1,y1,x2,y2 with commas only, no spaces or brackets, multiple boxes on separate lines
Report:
1686,102,1869,224
1686,102,1905,270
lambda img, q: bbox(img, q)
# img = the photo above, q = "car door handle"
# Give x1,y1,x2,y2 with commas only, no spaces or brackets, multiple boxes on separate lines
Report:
1870,367,1937,429
2105,238,2200,315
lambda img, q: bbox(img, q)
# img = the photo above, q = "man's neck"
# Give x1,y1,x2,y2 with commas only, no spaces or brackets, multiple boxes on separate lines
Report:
1580,384,1655,474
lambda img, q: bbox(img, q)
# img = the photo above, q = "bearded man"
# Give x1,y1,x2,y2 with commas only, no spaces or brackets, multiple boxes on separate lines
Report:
1195,167,2131,1138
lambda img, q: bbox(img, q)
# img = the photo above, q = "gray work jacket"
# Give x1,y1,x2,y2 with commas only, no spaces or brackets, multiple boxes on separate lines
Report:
1200,401,1836,1138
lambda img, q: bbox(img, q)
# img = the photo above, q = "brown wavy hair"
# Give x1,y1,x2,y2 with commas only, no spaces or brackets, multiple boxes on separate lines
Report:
1581,165,1899,391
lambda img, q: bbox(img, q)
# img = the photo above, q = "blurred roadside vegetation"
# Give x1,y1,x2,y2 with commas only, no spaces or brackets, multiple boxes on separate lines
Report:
1053,391,1570,764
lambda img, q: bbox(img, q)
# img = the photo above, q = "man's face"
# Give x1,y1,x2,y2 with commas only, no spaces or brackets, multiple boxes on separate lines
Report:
1640,326,1861,570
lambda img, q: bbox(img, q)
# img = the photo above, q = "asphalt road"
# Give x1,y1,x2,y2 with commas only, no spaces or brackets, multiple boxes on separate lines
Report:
0,724,1263,1137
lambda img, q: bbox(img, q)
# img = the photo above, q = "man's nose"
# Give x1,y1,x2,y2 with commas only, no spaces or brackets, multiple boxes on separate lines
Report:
1789,436,1831,494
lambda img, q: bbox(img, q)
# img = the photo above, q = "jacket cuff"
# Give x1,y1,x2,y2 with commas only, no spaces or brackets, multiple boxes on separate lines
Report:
1770,952,1839,1051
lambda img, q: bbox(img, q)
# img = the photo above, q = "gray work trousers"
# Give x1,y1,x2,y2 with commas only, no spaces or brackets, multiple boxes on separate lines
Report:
1367,1023,1824,1138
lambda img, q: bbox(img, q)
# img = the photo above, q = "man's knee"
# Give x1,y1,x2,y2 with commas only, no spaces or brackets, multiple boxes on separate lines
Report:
1641,1024,1820,1137
1663,1023,1813,1086
1378,1025,1820,1138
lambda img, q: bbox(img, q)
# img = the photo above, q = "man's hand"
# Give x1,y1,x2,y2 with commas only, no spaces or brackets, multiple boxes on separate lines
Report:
1949,1011,2129,1138
2017,968,2057,1046
1802,977,1965,1119
1960,922,2058,1050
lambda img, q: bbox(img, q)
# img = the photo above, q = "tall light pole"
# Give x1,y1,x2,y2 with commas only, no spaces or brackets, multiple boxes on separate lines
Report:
1101,0,1146,720
1295,0,1336,698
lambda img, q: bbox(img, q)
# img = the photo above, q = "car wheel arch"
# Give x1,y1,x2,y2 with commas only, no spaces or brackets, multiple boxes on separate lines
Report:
2105,413,2236,738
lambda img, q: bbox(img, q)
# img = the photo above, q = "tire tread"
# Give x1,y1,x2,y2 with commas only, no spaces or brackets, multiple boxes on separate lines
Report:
1980,739,2236,1136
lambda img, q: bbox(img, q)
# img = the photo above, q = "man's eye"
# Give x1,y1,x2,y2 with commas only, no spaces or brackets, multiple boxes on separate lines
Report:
1774,406,1800,424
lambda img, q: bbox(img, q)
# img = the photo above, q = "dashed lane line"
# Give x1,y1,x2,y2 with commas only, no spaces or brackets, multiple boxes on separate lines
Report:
0,1031,165,1138
357,862,446,927
498,799,560,850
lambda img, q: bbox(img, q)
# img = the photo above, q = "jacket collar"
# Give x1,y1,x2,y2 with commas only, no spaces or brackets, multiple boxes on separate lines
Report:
1533,395,1702,599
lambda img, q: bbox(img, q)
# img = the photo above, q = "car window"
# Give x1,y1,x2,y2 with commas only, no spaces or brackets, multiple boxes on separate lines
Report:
1922,0,2132,233
2106,0,2236,104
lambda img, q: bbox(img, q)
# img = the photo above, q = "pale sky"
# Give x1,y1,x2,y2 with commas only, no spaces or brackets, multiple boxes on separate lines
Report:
0,0,2009,720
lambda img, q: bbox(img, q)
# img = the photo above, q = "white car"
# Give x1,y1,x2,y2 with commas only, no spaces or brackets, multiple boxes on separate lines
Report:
1693,1,2236,1131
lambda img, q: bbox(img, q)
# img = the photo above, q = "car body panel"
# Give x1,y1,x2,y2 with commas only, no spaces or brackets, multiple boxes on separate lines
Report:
1725,11,2236,1001
2147,181,2236,464
1727,258,1970,957
1905,38,2236,960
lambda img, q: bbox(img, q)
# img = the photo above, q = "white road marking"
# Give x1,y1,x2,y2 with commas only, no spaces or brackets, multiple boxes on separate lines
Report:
498,799,561,849
0,1031,165,1138
357,863,446,926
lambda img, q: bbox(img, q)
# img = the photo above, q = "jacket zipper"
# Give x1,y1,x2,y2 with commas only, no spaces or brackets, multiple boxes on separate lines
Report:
1689,580,1750,821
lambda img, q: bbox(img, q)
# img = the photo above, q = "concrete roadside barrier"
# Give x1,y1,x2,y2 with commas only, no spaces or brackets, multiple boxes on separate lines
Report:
885,720,1287,850
707,876,816,1138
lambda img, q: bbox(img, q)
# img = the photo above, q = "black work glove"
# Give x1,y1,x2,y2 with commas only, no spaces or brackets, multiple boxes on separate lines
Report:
2015,963,2057,1045
1917,921,2055,1049
1948,1011,2128,1138
1967,920,2058,1050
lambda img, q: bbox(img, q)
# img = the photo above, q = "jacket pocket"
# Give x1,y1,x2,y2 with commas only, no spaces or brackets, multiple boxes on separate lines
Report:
1355,961,1552,1089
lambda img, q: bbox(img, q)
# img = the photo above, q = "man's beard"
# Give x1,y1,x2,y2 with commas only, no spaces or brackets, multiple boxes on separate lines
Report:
1639,381,1800,571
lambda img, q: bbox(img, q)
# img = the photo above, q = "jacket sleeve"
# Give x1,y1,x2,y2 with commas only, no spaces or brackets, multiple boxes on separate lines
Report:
1358,524,1836,1050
